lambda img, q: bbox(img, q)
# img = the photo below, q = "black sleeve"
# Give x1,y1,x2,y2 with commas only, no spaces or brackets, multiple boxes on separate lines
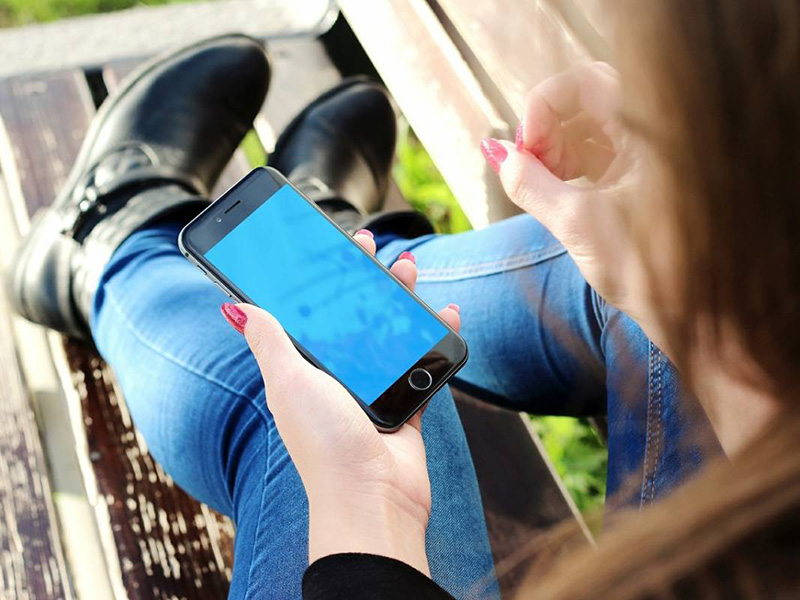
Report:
302,553,455,599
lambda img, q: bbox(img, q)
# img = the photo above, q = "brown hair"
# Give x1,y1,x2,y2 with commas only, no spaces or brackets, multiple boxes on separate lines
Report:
620,0,800,392
530,411,800,599
521,2,800,597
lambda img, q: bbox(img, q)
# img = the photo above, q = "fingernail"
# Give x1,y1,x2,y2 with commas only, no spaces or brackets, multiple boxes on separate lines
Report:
355,229,374,239
515,122,524,151
398,251,416,264
221,302,247,334
480,138,508,173
447,303,460,314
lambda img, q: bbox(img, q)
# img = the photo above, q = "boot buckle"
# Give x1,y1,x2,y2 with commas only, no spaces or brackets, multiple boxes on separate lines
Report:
61,186,105,238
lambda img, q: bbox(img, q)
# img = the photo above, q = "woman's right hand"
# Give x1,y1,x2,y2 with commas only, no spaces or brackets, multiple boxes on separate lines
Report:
482,62,665,347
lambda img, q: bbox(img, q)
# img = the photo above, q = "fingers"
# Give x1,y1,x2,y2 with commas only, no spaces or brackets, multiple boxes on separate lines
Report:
562,113,613,149
574,139,617,182
521,62,620,177
234,303,308,401
489,139,589,241
523,62,620,136
390,251,417,291
354,230,418,291
354,229,377,255
438,304,460,333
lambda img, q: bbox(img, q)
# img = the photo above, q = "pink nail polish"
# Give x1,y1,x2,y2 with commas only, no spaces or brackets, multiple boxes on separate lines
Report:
221,303,247,334
480,138,508,173
515,122,524,151
447,303,460,314
399,251,416,264
355,229,374,239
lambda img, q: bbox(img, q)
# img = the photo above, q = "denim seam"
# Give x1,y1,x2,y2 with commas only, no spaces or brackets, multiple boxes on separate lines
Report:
243,431,282,599
103,290,268,506
416,246,567,282
641,344,664,506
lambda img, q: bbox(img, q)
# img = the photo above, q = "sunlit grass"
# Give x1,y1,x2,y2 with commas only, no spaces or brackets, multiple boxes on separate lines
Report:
393,119,472,234
241,129,267,168
0,0,192,27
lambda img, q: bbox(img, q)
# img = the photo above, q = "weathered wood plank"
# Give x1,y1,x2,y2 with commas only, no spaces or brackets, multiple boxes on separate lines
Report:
453,390,589,595
549,0,613,57
428,0,594,126
338,0,517,228
0,0,338,78
0,68,236,597
0,270,72,599
63,341,235,599
258,38,342,151
0,70,94,217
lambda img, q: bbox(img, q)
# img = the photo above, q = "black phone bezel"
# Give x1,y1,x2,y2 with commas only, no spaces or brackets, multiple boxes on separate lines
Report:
178,167,468,431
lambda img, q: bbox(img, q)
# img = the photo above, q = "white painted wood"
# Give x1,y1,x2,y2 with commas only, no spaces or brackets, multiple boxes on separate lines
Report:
0,0,338,77
339,0,517,229
0,174,116,600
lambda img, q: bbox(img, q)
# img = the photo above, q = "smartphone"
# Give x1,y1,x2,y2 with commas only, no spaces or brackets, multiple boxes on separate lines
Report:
178,167,468,431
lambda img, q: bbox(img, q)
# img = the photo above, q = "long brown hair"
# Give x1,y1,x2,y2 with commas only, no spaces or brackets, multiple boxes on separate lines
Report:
523,2,800,597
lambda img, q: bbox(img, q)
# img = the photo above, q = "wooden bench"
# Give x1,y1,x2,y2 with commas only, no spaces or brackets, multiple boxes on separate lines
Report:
0,2,609,597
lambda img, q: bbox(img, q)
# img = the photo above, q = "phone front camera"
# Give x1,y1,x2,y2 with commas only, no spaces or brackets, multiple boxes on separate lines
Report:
215,217,222,223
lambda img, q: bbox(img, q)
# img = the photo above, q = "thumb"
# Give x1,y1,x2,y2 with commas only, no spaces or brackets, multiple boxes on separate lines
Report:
484,139,588,240
232,303,308,396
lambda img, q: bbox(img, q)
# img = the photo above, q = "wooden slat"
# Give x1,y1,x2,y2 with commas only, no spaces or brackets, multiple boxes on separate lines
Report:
0,71,94,217
428,0,594,126
453,390,589,595
338,0,518,228
0,270,71,598
0,0,339,78
0,68,236,598
63,341,235,599
258,38,342,149
551,0,613,55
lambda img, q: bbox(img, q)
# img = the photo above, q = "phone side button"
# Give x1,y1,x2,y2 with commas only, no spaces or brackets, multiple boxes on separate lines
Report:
408,368,433,391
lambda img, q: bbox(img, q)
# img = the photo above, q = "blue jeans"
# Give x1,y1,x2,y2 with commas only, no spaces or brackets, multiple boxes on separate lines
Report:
91,213,719,599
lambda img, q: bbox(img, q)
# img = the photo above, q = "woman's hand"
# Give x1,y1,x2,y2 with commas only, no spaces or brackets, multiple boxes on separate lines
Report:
225,234,460,576
482,62,667,349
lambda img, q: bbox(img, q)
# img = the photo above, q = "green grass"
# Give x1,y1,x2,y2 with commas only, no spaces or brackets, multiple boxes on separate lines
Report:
241,129,267,169
0,0,191,27
532,417,607,514
1,0,609,517
393,120,472,234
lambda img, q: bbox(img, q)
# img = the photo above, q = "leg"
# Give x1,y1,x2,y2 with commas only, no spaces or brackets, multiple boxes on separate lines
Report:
378,214,606,416
377,214,720,505
92,223,499,599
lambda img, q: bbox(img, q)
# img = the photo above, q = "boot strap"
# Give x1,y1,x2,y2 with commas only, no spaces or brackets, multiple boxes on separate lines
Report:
60,166,203,239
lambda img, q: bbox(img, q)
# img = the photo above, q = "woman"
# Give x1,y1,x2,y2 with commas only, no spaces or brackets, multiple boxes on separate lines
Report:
236,1,800,597
8,1,797,598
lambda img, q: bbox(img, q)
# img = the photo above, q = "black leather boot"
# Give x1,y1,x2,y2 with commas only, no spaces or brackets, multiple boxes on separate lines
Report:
6,34,270,340
268,77,398,231
269,77,436,237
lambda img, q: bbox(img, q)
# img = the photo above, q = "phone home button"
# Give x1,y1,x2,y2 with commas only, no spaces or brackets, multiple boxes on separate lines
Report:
408,368,433,391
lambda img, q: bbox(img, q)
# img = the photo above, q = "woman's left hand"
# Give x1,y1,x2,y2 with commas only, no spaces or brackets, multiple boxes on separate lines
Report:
228,232,460,576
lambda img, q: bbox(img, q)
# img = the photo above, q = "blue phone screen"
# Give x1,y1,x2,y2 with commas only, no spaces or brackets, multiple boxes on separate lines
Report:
205,184,448,405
